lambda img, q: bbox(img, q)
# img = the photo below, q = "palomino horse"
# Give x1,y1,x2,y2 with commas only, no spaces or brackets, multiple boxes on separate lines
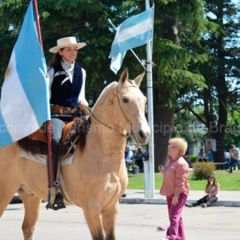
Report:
0,69,150,240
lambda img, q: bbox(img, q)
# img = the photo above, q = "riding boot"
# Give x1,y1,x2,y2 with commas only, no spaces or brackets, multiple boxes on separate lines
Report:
53,141,62,181
46,140,65,210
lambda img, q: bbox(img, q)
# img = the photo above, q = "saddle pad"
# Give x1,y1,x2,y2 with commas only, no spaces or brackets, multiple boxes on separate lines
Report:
19,149,74,165
28,128,47,143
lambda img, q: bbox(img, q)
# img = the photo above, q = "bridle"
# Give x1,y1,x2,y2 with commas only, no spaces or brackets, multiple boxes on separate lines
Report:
88,84,138,137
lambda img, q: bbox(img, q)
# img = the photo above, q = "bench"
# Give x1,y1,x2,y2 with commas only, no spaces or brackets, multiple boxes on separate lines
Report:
213,161,240,170
212,162,227,170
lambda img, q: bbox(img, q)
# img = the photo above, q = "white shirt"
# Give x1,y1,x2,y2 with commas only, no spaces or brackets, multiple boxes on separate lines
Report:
48,60,88,106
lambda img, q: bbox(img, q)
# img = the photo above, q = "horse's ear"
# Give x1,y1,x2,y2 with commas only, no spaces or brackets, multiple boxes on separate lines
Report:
134,72,145,87
119,68,129,84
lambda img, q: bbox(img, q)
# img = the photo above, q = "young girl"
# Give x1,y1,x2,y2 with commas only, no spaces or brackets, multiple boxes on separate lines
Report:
187,174,220,208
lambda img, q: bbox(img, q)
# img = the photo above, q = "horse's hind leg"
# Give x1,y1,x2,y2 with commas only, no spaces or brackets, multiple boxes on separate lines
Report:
18,190,41,240
102,202,119,240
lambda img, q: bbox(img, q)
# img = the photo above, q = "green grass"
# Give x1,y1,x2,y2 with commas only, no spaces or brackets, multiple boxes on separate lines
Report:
127,170,240,190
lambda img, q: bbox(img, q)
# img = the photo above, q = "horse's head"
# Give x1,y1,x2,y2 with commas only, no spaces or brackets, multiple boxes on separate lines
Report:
114,69,150,145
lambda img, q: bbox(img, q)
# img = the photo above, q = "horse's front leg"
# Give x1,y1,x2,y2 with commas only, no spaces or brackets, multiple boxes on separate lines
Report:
102,201,119,240
0,147,20,217
0,182,19,217
18,190,41,240
83,203,105,240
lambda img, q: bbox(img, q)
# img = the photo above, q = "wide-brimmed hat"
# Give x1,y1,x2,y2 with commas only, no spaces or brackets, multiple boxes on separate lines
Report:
49,36,86,53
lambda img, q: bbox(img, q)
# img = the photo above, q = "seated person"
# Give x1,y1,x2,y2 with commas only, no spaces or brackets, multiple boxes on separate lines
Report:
227,144,240,173
207,149,214,162
198,148,207,162
186,174,220,208
125,146,134,171
134,147,144,172
125,146,134,164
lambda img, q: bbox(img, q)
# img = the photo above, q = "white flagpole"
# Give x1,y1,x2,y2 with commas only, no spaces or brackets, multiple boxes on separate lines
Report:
144,0,155,198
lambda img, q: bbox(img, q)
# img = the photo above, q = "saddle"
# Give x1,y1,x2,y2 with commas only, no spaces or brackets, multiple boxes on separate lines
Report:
18,117,90,158
28,120,76,144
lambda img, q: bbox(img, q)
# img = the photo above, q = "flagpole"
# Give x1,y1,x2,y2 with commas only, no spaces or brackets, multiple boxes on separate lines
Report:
33,0,54,190
144,0,155,198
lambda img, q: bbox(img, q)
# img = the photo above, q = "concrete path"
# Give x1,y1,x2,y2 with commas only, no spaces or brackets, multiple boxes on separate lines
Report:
1,201,240,240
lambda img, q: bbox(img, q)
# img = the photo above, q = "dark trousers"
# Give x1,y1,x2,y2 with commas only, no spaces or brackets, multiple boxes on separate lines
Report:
192,195,218,207
135,159,143,172
228,158,236,172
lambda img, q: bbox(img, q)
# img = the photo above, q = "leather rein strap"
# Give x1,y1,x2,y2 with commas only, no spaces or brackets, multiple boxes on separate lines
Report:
87,85,137,137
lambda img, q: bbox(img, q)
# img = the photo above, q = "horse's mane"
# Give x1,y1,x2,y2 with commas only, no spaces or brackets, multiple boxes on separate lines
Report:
92,81,118,109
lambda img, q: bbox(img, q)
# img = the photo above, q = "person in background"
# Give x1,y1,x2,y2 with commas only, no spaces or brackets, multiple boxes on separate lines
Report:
186,174,220,208
207,148,214,162
227,144,240,173
134,147,144,172
125,146,134,172
198,148,206,162
122,146,134,198
159,137,189,240
125,146,134,163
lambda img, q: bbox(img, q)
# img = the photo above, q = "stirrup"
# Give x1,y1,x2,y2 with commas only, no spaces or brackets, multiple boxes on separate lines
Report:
46,192,66,210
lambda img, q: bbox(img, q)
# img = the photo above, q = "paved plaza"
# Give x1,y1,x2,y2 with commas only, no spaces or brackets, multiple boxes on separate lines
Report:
1,198,240,240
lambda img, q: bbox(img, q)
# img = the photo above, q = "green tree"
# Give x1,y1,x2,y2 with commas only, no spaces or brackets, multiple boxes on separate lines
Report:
0,0,125,97
195,0,240,161
225,106,240,147
152,0,207,166
0,0,209,170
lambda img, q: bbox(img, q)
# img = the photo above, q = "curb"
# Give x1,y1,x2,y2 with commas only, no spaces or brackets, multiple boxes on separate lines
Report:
120,198,240,207
11,195,240,208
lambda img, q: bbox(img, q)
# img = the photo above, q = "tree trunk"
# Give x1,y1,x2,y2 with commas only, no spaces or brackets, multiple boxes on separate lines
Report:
154,102,175,169
214,2,227,162
153,11,181,170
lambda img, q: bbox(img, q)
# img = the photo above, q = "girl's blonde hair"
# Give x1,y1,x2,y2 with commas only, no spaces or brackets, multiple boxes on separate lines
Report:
169,137,188,156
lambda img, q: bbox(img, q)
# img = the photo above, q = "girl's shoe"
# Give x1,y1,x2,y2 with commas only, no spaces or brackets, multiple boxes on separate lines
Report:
156,226,166,231
201,203,207,208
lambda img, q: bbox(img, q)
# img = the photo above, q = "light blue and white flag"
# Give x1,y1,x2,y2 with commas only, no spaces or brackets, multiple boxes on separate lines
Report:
109,6,154,74
0,0,50,147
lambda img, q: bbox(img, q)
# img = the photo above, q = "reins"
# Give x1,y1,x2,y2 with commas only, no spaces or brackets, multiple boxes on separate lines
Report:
85,85,137,138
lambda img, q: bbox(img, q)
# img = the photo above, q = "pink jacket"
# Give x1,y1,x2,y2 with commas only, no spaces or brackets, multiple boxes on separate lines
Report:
160,157,189,197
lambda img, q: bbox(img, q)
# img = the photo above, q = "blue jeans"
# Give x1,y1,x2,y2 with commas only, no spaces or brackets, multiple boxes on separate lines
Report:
228,158,236,172
51,118,65,180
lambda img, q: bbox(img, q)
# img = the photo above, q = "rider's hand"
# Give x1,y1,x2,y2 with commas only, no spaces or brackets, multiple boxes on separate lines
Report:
79,101,89,115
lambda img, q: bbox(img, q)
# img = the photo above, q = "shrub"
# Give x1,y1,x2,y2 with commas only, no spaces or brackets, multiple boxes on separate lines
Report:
192,162,216,180
189,154,198,163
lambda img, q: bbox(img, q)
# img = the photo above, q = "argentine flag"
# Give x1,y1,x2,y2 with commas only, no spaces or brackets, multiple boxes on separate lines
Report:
0,0,50,147
109,6,154,74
